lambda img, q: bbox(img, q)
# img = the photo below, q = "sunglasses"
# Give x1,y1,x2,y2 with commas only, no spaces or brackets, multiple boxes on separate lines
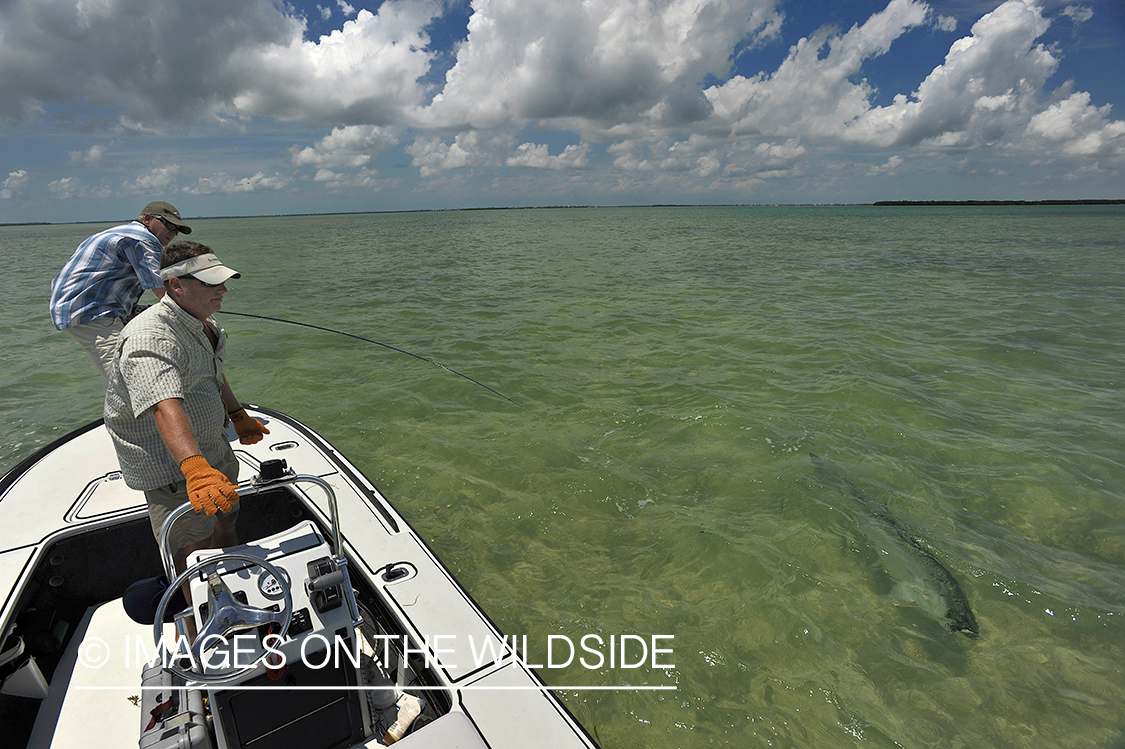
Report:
155,216,180,234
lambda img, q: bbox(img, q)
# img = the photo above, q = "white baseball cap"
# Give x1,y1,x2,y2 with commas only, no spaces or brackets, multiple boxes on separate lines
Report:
159,253,241,284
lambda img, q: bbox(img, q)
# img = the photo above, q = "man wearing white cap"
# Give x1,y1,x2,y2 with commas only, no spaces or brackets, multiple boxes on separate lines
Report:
105,240,268,603
50,201,192,378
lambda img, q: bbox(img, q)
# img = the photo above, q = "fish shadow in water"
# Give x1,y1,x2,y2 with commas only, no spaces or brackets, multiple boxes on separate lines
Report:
809,453,979,639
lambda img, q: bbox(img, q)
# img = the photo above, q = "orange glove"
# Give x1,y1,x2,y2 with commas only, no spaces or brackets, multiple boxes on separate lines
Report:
180,455,239,516
229,408,270,445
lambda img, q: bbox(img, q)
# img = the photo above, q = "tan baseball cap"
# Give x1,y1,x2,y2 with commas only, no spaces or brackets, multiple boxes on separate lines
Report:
142,201,192,234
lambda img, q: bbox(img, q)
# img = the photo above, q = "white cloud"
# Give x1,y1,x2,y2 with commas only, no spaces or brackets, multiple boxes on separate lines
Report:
606,132,810,182
228,4,441,126
186,172,293,194
290,125,400,169
424,0,784,133
124,165,183,194
699,0,1121,170
507,143,592,169
48,176,79,199
0,0,437,128
706,0,932,140
1061,5,1093,25
116,117,167,138
68,144,109,167
2,169,30,199
609,139,658,172
1025,92,1125,157
313,166,386,189
316,4,333,21
337,0,357,17
656,135,728,176
866,154,904,176
754,138,807,166
844,0,1060,148
406,133,481,177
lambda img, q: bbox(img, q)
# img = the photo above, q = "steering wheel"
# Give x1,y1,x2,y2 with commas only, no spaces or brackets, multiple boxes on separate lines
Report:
153,552,294,684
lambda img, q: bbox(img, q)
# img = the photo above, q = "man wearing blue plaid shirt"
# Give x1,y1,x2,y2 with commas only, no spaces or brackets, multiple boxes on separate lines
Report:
49,201,191,378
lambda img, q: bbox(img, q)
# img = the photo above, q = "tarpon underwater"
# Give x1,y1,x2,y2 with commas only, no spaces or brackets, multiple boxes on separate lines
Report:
810,454,979,637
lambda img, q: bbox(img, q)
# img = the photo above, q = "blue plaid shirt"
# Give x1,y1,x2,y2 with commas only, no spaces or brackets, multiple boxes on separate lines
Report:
49,221,164,329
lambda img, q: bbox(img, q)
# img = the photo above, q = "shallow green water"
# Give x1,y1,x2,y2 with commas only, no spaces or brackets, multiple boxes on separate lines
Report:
3,206,1124,747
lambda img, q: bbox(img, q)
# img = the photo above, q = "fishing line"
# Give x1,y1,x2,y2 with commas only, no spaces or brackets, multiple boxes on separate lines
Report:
216,310,522,408
218,311,662,498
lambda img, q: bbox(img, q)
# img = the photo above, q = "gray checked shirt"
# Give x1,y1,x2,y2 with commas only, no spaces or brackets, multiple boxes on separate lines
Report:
104,296,232,490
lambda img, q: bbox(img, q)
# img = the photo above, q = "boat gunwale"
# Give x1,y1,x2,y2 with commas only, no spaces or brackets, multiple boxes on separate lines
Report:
0,418,105,499
247,403,400,533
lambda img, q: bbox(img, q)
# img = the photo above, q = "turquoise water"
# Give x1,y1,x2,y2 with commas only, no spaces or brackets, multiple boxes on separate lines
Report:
2,206,1124,747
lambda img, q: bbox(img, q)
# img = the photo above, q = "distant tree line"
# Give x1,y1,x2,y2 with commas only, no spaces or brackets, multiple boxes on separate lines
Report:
873,199,1125,206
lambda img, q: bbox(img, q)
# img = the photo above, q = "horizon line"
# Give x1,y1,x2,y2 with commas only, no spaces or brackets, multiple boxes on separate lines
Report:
4,198,1124,227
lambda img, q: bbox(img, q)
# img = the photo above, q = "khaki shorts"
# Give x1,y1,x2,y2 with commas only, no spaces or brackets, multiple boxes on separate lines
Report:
145,448,240,553
62,317,123,380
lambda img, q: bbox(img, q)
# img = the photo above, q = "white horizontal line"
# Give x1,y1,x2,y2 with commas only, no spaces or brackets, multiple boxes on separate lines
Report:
79,685,676,691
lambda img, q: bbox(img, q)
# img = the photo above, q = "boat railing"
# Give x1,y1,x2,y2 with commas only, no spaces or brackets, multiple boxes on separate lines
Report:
155,459,362,644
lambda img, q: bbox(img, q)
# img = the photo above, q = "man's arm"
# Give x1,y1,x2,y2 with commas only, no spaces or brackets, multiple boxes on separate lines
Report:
219,376,242,416
152,397,238,515
151,397,202,464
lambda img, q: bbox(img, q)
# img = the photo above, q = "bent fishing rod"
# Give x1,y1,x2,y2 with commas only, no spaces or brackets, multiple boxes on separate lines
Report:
216,310,522,408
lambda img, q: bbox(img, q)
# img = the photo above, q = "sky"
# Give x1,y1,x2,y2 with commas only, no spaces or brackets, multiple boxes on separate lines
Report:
1,0,1123,222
